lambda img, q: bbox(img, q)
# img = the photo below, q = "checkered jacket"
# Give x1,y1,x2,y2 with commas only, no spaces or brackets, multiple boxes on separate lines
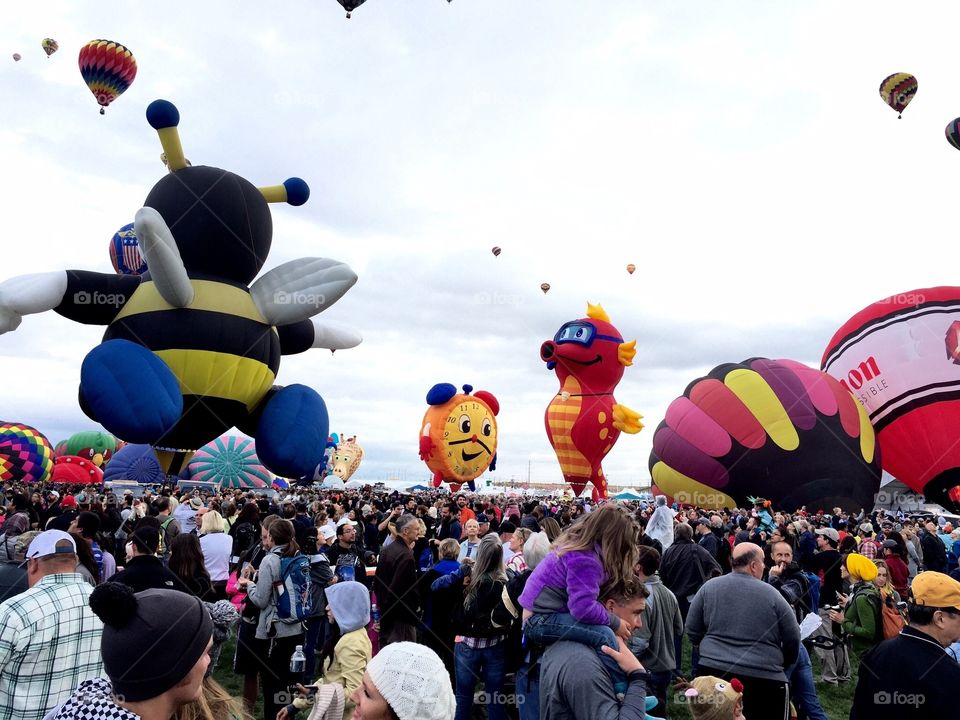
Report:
47,678,138,720
0,573,105,720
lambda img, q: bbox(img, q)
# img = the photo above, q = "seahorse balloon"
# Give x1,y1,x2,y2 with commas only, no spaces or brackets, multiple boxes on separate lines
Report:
540,303,643,500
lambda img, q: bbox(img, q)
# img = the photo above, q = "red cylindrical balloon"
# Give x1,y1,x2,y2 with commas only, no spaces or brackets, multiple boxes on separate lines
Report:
823,287,960,509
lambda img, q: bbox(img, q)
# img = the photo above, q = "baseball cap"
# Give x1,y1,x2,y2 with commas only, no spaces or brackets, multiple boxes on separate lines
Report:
336,516,358,527
882,539,899,549
47,490,60,500
909,571,960,611
26,530,77,559
476,513,489,524
859,523,874,534
815,527,840,542
319,526,336,541
60,496,78,509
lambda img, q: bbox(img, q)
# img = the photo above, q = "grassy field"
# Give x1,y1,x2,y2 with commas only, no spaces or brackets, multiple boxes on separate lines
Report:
213,634,859,720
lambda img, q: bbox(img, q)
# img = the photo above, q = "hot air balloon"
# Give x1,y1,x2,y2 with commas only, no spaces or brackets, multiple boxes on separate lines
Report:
103,443,165,485
109,222,147,275
0,422,55,484
12,54,21,62
626,264,636,275
822,287,960,510
331,435,364,482
185,435,272,489
78,39,137,115
540,283,551,294
492,246,501,257
879,73,917,118
650,358,880,511
58,430,118,467
946,119,960,153
51,456,104,485
336,0,367,18
41,38,58,58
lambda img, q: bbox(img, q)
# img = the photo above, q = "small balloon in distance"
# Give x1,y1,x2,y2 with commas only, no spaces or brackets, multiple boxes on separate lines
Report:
878,72,917,119
12,53,21,62
626,263,636,275
540,283,551,294
491,246,501,257
946,119,960,152
41,38,58,57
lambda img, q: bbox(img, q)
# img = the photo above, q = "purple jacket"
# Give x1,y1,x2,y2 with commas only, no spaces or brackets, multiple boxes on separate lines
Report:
518,548,619,630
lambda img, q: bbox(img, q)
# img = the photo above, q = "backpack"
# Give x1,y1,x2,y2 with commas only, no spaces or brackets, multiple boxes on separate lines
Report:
852,585,891,642
274,553,311,624
158,516,177,556
802,571,821,612
879,592,905,639
230,522,258,564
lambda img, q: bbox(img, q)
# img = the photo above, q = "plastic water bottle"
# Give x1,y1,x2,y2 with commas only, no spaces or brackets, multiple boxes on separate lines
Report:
371,603,380,631
290,645,306,676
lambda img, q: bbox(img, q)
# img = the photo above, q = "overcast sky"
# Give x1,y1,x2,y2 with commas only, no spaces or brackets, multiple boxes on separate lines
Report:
2,1,958,488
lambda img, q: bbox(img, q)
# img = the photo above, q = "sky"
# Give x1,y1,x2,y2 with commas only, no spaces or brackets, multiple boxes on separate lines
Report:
1,1,959,488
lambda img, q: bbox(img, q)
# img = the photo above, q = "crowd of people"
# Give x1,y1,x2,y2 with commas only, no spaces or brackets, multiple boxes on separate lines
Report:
1,481,960,720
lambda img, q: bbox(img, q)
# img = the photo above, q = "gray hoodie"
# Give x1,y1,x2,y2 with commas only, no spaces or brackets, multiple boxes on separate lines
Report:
326,580,370,633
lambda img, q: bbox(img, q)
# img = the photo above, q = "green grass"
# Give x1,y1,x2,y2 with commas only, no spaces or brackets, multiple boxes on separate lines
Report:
213,636,263,719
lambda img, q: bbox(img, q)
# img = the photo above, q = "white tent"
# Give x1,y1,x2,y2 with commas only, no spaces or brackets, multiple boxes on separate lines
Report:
344,478,366,490
320,476,345,490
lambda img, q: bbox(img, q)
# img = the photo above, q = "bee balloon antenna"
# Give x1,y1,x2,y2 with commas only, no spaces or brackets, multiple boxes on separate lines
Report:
146,100,189,171
259,178,310,206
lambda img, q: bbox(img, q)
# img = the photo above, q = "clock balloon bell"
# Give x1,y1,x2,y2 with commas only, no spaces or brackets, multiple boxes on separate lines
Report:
419,383,499,492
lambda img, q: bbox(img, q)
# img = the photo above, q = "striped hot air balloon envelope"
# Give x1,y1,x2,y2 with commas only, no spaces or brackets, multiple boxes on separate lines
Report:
103,444,165,485
0,422,55,484
879,72,917,118
649,358,880,511
109,223,148,276
186,435,272,489
78,39,137,114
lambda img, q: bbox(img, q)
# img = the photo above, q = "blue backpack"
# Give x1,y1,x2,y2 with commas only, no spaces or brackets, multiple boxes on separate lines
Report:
802,571,821,612
275,553,311,624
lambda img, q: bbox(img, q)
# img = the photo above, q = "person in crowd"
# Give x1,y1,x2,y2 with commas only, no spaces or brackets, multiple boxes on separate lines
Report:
49,583,213,720
630,546,682,717
349,641,455,720
519,504,639,694
0,530,103,720
169,532,215,600
374,513,421,646
457,518,481,562
236,518,305,720
229,502,261,569
857,522,879,559
280,580,372,720
506,526,532,576
199,510,232,601
851,571,960,718
424,537,463,681
157,496,181,563
72,529,101,586
175,495,204,535
829,552,881,659
111,525,181,592
0,529,38,602
327,518,368,586
901,524,923,578
873,558,902,603
498,520,516,565
686,542,799,720
659,522,721,679
808,525,850,685
304,524,336,679
539,575,653,719
645,495,675,552
880,538,909,597
921,521,947,572
694,518,720,559
540,516,562,543
0,511,29,564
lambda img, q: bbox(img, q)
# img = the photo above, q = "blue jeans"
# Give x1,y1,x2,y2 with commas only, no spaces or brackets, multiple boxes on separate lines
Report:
523,613,626,688
515,656,541,720
454,641,508,720
786,644,828,720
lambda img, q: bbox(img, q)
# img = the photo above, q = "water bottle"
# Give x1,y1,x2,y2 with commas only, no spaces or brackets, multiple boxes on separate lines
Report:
371,603,380,631
290,645,306,677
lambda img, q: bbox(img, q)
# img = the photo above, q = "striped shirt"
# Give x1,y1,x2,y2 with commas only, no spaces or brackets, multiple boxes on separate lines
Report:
0,573,105,720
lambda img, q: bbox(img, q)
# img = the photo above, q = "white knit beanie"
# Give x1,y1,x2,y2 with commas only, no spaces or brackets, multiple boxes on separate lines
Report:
367,642,455,720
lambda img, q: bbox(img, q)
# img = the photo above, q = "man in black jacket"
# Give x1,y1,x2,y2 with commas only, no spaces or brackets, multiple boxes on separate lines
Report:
374,513,421,647
921,521,947,572
326,519,369,587
110,526,180,592
851,571,960,719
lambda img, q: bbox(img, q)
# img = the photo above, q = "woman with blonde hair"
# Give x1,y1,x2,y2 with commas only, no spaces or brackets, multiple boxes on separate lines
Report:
506,527,533,576
872,559,901,603
174,677,251,720
200,510,233,601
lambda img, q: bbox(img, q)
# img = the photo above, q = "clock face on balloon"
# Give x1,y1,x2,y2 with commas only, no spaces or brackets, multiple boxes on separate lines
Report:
420,383,499,485
443,399,497,478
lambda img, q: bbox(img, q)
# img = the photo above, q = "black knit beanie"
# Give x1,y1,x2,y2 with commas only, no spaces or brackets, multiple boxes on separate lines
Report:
89,583,213,702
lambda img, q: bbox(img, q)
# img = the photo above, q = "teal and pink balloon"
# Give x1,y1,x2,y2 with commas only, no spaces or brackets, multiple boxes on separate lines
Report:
186,435,271,489
649,358,880,511
0,422,55,484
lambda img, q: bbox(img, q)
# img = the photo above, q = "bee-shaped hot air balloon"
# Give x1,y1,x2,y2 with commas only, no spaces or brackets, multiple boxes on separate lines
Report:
0,100,361,480
541,304,643,500
419,383,499,492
